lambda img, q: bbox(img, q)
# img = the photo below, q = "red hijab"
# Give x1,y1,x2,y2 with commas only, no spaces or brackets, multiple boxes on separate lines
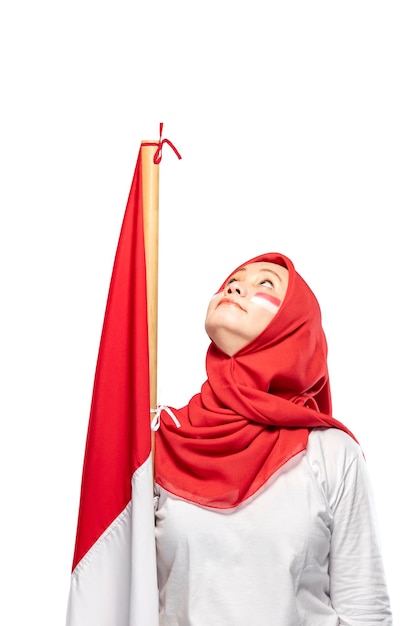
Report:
154,252,356,508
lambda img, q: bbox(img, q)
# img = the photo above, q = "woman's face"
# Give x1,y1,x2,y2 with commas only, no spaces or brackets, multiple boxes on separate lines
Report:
205,261,289,356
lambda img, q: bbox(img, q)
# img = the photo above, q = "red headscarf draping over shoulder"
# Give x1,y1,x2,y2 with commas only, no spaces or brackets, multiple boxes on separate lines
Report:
154,252,357,508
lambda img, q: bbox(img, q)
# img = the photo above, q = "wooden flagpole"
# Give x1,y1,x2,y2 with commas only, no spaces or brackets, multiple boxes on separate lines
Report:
140,126,181,468
141,141,160,460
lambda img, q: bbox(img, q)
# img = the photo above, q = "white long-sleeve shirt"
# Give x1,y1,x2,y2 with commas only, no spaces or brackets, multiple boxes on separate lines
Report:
155,428,392,625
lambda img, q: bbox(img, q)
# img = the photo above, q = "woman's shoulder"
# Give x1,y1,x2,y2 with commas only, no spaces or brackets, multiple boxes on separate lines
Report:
305,427,365,494
308,426,362,458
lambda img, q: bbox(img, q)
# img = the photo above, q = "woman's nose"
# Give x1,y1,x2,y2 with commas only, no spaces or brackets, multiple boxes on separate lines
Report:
225,281,247,296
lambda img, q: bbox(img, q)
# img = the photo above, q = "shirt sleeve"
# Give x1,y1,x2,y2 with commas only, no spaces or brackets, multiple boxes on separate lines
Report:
324,431,392,625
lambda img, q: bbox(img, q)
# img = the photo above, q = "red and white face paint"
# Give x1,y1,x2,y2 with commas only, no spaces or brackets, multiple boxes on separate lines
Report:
250,292,282,315
205,261,289,356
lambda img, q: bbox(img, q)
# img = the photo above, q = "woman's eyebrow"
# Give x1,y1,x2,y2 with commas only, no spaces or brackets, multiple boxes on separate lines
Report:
233,267,284,283
259,268,284,283
228,268,247,279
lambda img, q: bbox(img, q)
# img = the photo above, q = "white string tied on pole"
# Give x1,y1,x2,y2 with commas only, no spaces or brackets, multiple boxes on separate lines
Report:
151,405,182,431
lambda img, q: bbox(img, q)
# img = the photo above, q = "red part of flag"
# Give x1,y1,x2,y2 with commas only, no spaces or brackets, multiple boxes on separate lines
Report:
72,147,151,570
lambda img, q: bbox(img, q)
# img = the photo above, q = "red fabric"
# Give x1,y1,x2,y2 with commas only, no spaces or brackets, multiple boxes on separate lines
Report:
71,147,151,570
155,252,357,508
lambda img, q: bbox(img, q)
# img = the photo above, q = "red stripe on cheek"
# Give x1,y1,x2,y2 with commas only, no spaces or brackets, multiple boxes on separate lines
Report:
254,292,282,307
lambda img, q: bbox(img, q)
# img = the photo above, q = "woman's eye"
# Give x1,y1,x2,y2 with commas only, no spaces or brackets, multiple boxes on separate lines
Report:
227,278,237,285
259,279,273,288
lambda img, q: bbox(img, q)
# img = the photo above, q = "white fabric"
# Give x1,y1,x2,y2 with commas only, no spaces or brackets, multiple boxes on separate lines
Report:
66,454,159,626
155,429,392,626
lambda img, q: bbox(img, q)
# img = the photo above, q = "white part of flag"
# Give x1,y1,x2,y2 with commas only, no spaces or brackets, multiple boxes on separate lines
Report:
66,454,158,626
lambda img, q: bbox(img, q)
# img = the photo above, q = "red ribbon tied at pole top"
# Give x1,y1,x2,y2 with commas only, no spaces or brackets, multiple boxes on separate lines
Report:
142,123,182,164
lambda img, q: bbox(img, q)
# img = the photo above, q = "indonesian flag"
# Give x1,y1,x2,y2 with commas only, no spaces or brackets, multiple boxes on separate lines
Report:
66,145,159,625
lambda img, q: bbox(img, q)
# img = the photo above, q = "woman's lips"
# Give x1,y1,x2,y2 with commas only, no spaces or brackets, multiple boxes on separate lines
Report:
217,297,244,311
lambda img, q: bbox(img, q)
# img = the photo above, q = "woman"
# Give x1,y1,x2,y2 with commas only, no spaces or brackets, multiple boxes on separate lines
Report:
153,252,392,625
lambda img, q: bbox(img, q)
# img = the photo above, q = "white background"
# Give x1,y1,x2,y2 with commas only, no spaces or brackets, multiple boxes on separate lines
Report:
1,1,416,623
